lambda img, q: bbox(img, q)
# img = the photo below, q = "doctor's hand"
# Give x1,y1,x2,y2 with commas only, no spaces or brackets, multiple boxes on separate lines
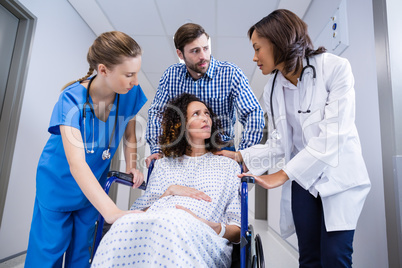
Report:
145,153,161,168
238,169,289,189
214,150,243,163
161,185,212,202
104,208,144,225
127,168,144,189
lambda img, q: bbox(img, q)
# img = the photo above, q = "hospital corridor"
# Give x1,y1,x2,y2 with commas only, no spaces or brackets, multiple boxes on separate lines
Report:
1,0,401,267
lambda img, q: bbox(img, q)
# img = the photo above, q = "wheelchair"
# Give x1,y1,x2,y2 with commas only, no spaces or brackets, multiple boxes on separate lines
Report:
90,159,265,268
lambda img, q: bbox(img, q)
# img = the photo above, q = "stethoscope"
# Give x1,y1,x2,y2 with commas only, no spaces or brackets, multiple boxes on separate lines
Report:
83,75,120,160
269,57,316,140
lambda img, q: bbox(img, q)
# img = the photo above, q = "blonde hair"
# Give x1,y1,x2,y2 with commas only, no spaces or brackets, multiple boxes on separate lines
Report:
62,31,142,90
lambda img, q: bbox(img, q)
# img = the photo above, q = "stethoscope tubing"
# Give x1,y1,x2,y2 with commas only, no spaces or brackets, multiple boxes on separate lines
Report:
82,76,119,158
83,77,96,154
269,57,316,139
270,70,280,131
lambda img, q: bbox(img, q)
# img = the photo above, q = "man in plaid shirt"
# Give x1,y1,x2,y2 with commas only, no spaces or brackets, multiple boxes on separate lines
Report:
146,23,265,165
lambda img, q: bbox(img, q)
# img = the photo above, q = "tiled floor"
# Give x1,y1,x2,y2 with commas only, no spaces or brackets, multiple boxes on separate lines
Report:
0,218,299,268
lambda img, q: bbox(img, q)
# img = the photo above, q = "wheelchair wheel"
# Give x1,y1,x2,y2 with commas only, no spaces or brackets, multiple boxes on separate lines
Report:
255,234,265,268
248,225,256,267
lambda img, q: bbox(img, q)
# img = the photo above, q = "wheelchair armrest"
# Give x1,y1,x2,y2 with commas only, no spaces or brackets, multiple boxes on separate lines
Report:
104,159,155,193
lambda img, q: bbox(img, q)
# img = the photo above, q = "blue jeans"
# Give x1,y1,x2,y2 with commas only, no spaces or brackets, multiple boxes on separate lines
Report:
291,181,355,268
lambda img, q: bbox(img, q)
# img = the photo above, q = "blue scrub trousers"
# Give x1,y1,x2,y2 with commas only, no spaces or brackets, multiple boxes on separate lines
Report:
25,198,98,268
291,181,355,268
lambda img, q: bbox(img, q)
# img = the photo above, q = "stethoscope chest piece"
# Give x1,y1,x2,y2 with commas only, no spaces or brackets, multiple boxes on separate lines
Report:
102,149,111,160
269,57,316,142
271,129,281,140
83,75,119,161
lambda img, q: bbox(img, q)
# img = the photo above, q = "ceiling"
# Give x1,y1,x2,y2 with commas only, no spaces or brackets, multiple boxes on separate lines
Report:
68,0,312,109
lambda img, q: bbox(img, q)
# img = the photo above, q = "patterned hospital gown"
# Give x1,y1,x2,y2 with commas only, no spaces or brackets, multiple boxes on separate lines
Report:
92,152,242,267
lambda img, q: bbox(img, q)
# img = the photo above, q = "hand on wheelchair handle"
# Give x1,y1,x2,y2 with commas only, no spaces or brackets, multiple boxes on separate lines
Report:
241,176,255,183
127,168,144,189
107,171,146,190
237,173,256,184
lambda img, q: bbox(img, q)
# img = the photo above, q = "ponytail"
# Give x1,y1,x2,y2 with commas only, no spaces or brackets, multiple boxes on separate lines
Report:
61,31,142,91
61,68,94,91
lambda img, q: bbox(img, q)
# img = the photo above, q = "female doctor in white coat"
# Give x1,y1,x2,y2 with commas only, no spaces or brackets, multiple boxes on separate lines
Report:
216,9,371,268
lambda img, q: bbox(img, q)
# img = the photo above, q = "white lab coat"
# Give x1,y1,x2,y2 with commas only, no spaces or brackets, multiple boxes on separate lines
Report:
240,53,371,238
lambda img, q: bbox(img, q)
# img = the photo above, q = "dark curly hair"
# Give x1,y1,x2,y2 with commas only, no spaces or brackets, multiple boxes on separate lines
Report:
248,9,326,76
159,93,224,157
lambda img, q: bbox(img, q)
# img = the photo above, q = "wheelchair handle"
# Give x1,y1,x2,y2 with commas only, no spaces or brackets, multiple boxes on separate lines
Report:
241,176,255,184
107,171,147,190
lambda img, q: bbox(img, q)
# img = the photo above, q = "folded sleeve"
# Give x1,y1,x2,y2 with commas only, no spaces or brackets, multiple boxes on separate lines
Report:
48,90,83,135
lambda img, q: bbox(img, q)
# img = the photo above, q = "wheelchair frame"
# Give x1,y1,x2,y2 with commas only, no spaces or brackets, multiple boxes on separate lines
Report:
90,159,264,268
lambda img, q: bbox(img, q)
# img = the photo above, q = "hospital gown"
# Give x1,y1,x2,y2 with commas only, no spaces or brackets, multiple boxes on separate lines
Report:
92,152,241,267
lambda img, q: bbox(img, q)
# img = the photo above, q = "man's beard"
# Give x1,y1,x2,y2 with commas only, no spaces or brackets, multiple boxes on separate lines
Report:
184,57,210,75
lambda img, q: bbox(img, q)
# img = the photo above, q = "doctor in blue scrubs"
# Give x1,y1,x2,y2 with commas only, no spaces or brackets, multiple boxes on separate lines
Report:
25,31,147,268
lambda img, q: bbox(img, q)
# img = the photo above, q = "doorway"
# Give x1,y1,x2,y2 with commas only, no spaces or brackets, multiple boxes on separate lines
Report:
0,0,36,228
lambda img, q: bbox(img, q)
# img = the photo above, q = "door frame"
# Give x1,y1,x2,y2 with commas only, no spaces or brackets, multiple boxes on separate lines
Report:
0,0,36,227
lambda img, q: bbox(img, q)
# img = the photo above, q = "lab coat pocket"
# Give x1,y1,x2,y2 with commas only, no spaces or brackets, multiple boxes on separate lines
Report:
316,159,369,198
300,109,322,142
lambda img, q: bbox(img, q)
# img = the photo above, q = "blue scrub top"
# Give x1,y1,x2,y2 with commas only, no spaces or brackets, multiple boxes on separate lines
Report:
36,80,147,211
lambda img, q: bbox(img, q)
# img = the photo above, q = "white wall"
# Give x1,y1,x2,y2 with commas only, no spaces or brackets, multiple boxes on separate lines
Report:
335,1,387,267
0,0,95,259
267,0,388,267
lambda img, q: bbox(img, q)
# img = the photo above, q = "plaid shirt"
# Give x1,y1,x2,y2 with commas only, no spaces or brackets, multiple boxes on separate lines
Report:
146,56,265,154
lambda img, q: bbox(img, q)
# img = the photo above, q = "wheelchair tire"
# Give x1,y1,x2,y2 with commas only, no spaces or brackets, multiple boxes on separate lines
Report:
255,234,265,268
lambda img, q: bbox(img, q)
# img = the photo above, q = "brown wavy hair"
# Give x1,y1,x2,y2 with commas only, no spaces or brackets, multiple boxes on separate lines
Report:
62,31,142,90
248,9,326,76
174,23,209,53
159,93,224,157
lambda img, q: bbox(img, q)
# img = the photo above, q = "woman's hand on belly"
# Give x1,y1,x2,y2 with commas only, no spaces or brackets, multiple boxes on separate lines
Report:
175,205,220,233
160,185,212,202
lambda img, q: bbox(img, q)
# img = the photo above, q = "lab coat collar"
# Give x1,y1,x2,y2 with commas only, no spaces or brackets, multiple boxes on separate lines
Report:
270,73,291,164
